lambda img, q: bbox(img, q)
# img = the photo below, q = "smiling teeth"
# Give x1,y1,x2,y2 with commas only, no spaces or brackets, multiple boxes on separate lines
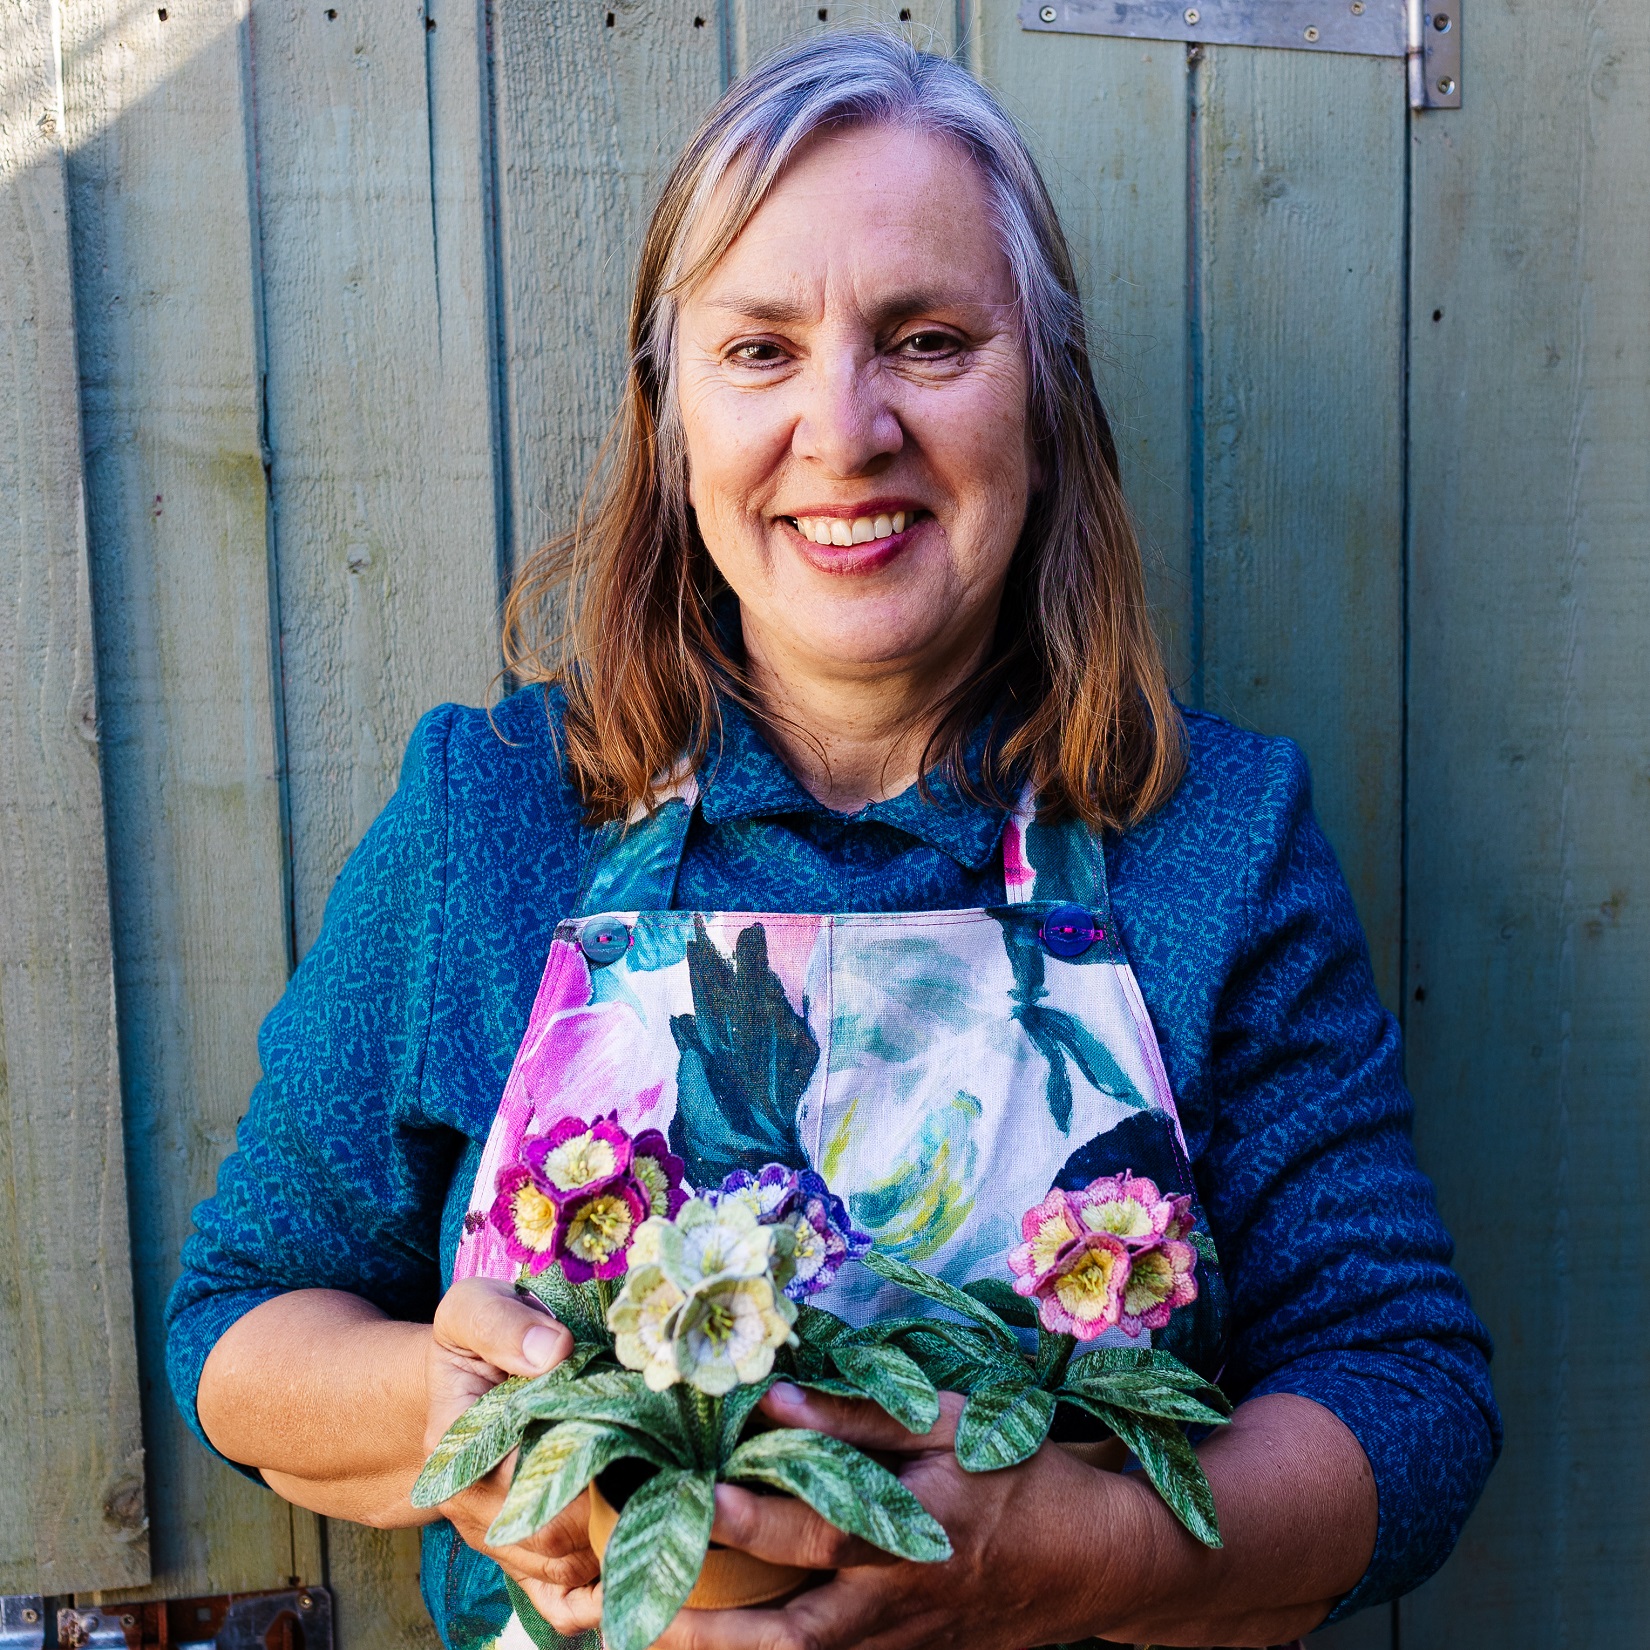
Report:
794,511,909,546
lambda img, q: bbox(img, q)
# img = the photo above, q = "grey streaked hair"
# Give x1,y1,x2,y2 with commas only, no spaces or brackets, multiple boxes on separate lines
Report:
504,30,1186,831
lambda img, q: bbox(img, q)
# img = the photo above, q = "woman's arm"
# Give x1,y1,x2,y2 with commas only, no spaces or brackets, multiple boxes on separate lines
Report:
652,1383,1376,1650
195,1280,605,1637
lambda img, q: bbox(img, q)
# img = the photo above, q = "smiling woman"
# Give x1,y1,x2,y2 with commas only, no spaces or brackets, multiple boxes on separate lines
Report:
171,30,1497,1650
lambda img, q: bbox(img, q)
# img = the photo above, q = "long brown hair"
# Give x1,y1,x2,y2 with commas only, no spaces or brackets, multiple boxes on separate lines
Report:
502,32,1184,830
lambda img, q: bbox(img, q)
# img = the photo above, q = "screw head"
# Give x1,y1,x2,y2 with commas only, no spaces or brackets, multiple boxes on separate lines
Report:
122,1615,137,1628
1350,1,1365,12
1184,6,1200,22
1303,24,1320,40
1039,3,1056,17
299,1593,315,1610
1434,10,1452,28
1436,75,1456,94
20,1609,38,1625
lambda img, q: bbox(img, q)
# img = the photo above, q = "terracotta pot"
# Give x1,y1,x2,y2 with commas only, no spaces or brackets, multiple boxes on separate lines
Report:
587,1477,812,1611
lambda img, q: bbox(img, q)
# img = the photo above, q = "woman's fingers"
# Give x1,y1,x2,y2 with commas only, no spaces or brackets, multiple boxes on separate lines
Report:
758,1382,962,1453
519,1574,603,1636
711,1483,891,1571
432,1276,573,1378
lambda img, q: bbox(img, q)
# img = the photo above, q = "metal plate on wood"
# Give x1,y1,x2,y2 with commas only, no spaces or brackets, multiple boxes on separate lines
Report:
1021,0,1461,107
0,1597,45,1649
56,1589,331,1650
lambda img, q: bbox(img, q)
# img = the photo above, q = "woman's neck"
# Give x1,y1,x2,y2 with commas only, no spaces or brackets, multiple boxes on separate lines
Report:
739,618,992,814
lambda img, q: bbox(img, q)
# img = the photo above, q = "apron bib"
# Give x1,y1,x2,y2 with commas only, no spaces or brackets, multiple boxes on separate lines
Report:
447,783,1229,1648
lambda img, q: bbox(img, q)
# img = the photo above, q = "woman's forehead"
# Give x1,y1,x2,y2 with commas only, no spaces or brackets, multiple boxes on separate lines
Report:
684,124,1013,319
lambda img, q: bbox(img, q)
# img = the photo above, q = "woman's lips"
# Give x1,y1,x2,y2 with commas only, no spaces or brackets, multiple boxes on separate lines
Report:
781,510,927,576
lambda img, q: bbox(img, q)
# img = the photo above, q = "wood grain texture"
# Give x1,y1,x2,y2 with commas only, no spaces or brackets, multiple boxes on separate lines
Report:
252,0,502,956
1402,0,1650,1640
54,0,321,1604
491,0,723,573
1194,45,1406,1005
727,0,956,77
0,0,148,1595
967,5,1193,686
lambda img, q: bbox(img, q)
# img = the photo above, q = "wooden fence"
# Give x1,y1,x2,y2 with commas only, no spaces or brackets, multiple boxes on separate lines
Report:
2,1,1646,1644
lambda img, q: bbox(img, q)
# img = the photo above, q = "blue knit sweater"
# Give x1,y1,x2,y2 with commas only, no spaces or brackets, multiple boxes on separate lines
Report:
166,686,1498,1640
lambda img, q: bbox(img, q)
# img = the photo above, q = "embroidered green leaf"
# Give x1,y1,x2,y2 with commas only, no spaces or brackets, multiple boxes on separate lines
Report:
830,1341,941,1434
961,1276,1039,1329
722,1429,951,1562
861,1249,1021,1351
411,1375,532,1508
1061,1369,1230,1427
955,1380,1056,1472
489,1420,670,1546
600,1468,717,1650
518,1366,694,1464
667,919,815,1187
718,1373,778,1461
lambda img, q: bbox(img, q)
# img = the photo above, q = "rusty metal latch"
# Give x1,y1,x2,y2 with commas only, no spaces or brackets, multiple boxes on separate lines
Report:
46,1589,331,1650
1021,0,1463,109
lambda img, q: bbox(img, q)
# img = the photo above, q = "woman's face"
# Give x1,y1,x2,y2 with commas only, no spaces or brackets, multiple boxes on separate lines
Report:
675,122,1036,694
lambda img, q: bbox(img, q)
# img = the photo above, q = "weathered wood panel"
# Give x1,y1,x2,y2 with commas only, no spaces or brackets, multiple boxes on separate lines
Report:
1194,45,1406,1005
492,0,724,571
249,0,502,1636
1403,0,1650,1641
968,7,1193,686
728,0,956,76
252,0,502,956
55,0,322,1604
0,0,148,1596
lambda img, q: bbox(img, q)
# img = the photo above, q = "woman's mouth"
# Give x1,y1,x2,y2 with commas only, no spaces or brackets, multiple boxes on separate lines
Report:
787,509,920,548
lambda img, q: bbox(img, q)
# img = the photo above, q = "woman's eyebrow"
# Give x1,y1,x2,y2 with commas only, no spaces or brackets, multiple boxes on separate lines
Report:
704,287,971,326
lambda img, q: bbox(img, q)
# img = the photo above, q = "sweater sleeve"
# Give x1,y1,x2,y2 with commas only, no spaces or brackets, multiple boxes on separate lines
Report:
164,706,464,1472
1200,737,1501,1618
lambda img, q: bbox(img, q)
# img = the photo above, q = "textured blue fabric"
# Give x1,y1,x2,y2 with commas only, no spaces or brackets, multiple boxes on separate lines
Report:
165,685,1499,1638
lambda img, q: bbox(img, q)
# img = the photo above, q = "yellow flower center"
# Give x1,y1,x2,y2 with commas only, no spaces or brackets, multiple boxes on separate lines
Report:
1029,1209,1080,1275
566,1192,635,1262
1123,1247,1174,1315
511,1184,560,1253
1053,1245,1121,1325
1083,1197,1154,1239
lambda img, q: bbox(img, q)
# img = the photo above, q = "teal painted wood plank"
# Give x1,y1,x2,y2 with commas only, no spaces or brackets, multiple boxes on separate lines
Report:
1194,45,1406,1005
1402,0,1650,1640
0,0,148,1594
252,0,502,956
492,0,724,572
727,0,957,77
56,0,322,1605
967,5,1193,686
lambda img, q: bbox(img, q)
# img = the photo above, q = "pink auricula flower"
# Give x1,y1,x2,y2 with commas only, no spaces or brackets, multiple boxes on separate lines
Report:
1070,1171,1176,1246
523,1113,633,1200
1118,1237,1199,1337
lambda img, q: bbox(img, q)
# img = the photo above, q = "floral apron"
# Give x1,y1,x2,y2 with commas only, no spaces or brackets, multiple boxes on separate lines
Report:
450,782,1229,1647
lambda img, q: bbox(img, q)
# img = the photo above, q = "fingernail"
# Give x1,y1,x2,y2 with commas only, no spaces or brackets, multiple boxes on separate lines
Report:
523,1326,560,1370
769,1380,805,1406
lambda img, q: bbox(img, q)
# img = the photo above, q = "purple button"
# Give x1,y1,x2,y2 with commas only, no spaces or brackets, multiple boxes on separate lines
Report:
1040,903,1101,959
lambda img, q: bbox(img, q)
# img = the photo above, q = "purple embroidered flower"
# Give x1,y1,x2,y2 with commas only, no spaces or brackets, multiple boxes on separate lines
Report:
559,1175,652,1282
710,1163,803,1222
523,1113,633,1201
778,1174,872,1300
706,1164,868,1299
489,1164,564,1275
632,1129,689,1220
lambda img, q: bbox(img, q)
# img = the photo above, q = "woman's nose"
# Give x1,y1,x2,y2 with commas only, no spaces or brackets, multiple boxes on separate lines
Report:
790,354,903,476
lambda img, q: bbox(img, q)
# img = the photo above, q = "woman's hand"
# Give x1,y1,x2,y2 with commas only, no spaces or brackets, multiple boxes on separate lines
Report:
655,1383,1145,1650
427,1278,606,1637
653,1385,1374,1650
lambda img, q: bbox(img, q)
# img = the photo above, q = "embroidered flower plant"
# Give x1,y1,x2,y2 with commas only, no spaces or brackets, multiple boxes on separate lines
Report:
524,1113,633,1198
608,1195,796,1393
631,1128,689,1219
560,1177,651,1281
488,1164,564,1274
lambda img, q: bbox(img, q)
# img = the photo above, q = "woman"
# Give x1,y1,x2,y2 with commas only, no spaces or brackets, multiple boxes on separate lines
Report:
170,33,1498,1650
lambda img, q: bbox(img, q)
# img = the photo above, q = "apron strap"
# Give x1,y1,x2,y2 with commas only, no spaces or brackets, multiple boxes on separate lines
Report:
1001,785,1113,922
571,769,699,917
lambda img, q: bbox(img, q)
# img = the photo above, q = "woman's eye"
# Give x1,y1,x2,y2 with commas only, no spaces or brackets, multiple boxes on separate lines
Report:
896,330,964,360
728,340,787,365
